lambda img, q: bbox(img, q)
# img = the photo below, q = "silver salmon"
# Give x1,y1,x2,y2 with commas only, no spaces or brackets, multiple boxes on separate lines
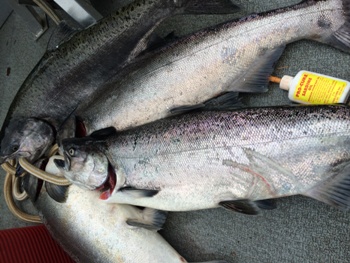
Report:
28,174,226,263
0,0,238,163
72,0,350,138
58,105,350,214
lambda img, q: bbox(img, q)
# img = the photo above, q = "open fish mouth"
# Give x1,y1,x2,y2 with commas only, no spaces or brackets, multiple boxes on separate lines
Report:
75,117,87,138
98,162,116,200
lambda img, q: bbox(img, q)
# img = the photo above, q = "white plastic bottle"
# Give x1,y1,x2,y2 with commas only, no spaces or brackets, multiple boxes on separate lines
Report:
279,70,350,104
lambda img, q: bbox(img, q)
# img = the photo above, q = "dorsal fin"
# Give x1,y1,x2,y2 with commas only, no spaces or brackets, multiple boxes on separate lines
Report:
47,21,78,51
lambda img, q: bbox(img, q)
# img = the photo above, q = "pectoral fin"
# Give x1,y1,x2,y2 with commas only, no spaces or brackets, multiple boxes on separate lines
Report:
89,127,117,140
120,187,159,198
22,174,42,202
126,208,167,231
45,182,69,203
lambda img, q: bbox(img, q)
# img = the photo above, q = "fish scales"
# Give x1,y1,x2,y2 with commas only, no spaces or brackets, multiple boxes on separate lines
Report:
103,106,350,210
34,186,192,263
59,105,350,213
1,0,240,163
7,0,178,123
2,0,349,164
82,0,347,134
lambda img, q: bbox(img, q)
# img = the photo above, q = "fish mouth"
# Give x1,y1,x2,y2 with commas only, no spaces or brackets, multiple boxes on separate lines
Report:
98,162,116,200
0,150,30,164
0,150,19,164
75,117,87,138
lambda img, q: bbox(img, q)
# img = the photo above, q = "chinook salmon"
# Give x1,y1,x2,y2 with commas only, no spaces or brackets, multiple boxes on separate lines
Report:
57,105,350,214
0,0,238,164
65,0,350,139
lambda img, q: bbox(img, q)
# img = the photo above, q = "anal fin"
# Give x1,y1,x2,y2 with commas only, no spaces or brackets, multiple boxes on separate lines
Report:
170,104,206,115
126,208,167,231
170,92,244,115
47,21,78,51
255,199,277,210
219,199,260,215
231,45,285,93
202,92,244,110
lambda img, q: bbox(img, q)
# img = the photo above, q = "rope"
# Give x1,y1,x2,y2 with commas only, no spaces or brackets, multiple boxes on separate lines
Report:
3,160,41,223
12,176,28,201
1,144,71,222
19,158,71,186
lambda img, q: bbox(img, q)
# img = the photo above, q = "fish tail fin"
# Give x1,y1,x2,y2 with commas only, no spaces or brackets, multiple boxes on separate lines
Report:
180,0,240,15
321,0,350,52
304,162,350,210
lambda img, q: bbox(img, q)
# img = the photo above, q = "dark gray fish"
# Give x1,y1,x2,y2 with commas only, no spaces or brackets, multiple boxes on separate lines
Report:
59,105,350,215
0,0,238,163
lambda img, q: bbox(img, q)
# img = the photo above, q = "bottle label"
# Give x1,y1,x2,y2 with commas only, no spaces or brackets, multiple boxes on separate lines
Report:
293,72,347,104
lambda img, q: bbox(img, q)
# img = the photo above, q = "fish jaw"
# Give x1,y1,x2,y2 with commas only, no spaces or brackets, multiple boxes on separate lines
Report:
0,118,54,164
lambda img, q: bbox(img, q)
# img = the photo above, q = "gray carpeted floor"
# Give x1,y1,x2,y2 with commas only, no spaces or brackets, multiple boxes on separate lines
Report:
1,0,350,262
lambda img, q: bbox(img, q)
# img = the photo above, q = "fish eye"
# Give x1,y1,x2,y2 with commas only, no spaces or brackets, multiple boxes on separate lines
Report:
12,145,19,152
68,148,75,157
